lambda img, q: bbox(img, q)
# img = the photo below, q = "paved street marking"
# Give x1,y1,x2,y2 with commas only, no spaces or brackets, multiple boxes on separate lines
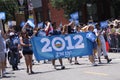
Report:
84,71,109,76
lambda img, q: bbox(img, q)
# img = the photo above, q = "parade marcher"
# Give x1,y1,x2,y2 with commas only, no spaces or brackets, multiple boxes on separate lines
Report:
86,25,98,66
0,30,6,77
22,22,35,64
44,21,53,36
32,24,46,63
95,24,112,64
2,32,8,75
8,32,19,70
20,31,34,74
51,22,65,69
67,21,80,64
22,22,33,37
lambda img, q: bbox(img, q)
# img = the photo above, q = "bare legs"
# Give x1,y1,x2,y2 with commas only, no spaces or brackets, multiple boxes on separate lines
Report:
52,58,65,69
24,54,34,74
0,61,5,77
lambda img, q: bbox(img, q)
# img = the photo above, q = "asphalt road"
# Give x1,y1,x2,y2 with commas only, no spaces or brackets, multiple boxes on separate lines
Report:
1,53,120,80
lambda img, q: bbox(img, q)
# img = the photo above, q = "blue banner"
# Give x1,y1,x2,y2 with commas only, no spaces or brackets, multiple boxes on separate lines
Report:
31,33,93,61
20,21,25,27
70,12,79,20
100,21,108,28
27,19,35,28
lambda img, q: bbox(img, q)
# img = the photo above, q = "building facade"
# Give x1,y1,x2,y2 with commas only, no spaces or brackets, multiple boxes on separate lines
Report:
30,0,116,26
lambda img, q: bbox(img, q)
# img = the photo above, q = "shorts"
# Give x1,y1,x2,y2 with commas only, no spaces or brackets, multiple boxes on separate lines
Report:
22,50,33,55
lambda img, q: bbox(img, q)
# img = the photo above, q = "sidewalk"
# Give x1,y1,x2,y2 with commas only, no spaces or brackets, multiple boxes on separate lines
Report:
1,52,120,80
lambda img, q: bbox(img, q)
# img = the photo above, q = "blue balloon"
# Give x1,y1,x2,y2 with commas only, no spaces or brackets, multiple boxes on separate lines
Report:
86,32,96,42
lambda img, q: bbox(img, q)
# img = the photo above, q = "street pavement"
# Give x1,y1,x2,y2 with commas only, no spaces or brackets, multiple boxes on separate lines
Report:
1,52,120,80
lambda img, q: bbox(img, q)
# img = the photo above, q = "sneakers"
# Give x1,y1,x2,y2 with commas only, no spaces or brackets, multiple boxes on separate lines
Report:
107,59,112,63
0,73,6,78
61,66,65,69
30,71,35,74
53,65,65,70
74,62,80,65
92,63,98,66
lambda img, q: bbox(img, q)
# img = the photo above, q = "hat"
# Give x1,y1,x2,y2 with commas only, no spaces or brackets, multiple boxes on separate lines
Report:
9,32,14,36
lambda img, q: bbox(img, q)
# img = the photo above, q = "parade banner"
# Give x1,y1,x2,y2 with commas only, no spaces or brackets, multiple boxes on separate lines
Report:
31,32,93,61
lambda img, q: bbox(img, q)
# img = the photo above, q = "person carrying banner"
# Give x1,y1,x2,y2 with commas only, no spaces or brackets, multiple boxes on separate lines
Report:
32,24,47,63
95,23,112,64
87,25,98,66
44,21,53,36
67,21,80,65
22,22,33,37
51,22,65,69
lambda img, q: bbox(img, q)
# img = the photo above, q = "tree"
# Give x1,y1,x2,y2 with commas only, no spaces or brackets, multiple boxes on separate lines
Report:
50,0,87,18
111,0,120,18
50,0,97,19
0,0,19,21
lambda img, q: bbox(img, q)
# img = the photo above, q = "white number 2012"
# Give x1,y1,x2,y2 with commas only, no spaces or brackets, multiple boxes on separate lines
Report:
41,35,84,52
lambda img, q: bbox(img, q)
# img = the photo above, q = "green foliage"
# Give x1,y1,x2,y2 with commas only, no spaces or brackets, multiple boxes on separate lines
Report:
111,0,120,17
50,0,87,18
0,0,19,21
